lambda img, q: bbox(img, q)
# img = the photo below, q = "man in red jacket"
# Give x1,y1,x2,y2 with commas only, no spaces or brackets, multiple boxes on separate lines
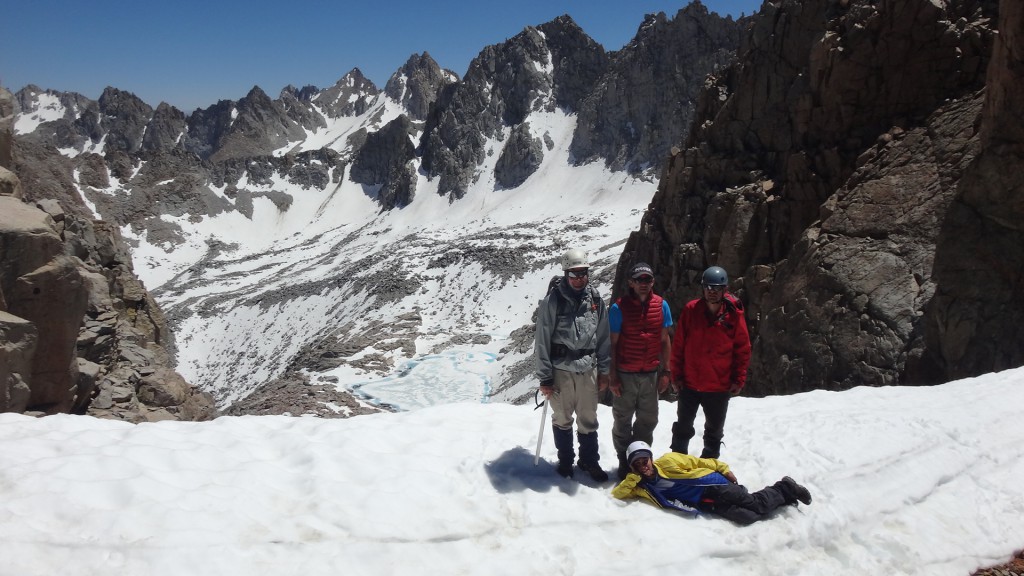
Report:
669,266,751,459
609,262,674,478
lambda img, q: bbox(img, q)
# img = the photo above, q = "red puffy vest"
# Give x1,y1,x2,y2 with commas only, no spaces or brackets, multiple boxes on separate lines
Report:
614,292,665,372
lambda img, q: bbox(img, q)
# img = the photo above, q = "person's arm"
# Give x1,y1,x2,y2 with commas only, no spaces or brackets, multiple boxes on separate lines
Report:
692,455,736,482
658,300,673,393
595,297,611,392
729,306,752,395
611,472,643,499
669,306,686,392
534,295,556,396
609,333,623,396
608,302,622,395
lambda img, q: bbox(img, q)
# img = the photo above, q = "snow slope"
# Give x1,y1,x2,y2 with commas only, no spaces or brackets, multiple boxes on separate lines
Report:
2,367,1022,576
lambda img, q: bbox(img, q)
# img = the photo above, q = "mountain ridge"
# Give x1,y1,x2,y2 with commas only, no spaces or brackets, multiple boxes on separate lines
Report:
3,4,744,416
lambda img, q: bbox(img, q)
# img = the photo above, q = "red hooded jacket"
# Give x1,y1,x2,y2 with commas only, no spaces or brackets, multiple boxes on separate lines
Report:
670,293,751,393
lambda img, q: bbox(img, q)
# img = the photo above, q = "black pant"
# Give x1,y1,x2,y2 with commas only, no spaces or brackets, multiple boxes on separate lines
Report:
670,387,730,458
698,482,787,525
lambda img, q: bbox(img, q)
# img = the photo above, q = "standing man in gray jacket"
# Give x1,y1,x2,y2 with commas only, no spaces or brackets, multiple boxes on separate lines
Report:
535,248,611,481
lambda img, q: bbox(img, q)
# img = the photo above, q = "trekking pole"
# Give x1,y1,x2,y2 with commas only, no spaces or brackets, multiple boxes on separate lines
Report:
533,389,548,466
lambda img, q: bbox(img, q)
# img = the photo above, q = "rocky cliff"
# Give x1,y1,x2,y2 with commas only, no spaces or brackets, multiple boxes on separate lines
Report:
0,98,217,420
617,0,1016,394
571,2,743,172
925,0,1024,381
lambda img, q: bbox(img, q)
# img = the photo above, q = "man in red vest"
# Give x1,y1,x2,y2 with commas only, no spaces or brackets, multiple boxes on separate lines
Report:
669,266,751,460
609,262,674,479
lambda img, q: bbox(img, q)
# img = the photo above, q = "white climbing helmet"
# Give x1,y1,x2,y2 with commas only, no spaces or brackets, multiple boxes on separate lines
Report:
560,248,590,271
626,440,653,466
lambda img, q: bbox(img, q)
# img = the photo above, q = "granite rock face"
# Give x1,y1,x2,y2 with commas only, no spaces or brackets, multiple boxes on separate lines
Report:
349,115,418,209
571,3,744,173
616,0,1005,393
0,164,216,420
924,0,1024,380
384,52,457,121
419,16,610,199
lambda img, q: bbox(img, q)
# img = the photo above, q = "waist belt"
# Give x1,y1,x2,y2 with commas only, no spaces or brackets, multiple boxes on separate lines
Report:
552,344,596,361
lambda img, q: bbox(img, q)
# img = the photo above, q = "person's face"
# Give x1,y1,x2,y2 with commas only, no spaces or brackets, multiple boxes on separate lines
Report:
566,267,589,289
631,456,655,479
629,275,654,298
702,283,726,306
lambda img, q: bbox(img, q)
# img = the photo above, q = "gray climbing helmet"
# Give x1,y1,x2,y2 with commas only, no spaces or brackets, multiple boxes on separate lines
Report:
701,266,728,287
560,248,590,271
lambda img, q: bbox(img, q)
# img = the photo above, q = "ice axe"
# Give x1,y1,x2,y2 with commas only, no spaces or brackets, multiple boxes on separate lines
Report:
533,389,548,466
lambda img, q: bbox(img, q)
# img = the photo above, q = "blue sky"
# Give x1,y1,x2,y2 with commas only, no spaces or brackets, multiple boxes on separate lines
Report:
2,0,761,113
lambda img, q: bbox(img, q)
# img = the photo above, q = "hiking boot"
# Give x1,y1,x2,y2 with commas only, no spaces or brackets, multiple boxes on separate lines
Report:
578,460,609,482
617,456,631,480
556,461,574,478
779,476,812,505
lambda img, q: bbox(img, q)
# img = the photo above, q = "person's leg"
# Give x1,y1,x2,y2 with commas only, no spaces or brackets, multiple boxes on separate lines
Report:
573,370,607,481
670,386,700,454
631,372,659,446
549,370,576,476
611,371,639,458
701,482,787,525
574,370,600,435
700,392,731,459
774,477,812,505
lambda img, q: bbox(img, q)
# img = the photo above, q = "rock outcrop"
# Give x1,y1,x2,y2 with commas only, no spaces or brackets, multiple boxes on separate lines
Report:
349,115,417,209
571,3,744,173
617,0,1005,393
384,53,457,121
924,0,1024,380
419,15,610,199
0,138,216,420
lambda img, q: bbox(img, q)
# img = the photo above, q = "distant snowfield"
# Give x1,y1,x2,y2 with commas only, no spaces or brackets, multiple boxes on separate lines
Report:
2,367,1022,576
120,105,657,407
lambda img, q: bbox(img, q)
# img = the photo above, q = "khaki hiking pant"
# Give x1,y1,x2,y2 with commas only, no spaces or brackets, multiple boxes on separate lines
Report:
550,369,599,434
611,371,659,457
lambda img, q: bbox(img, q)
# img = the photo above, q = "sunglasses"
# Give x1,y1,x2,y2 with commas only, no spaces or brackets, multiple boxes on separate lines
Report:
632,276,654,284
702,284,727,292
566,270,589,279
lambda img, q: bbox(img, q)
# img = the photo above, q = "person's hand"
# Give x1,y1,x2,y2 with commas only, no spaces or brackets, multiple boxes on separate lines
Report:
540,380,554,398
724,471,738,484
728,381,743,396
597,373,610,392
657,373,670,394
610,380,622,397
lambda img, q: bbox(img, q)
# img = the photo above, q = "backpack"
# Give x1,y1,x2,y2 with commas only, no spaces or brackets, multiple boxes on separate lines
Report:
539,275,603,358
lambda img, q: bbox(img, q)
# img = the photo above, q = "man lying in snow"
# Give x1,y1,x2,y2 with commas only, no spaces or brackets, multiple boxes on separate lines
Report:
611,441,812,525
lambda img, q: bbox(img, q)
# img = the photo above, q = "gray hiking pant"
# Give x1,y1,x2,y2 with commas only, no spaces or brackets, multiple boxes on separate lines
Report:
611,370,659,457
550,369,599,434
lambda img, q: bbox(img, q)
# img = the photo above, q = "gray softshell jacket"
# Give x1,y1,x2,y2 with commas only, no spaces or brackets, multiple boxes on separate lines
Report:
534,278,611,383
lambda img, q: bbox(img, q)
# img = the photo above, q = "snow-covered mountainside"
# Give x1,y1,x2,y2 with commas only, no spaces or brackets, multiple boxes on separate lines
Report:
129,108,654,409
8,11,746,415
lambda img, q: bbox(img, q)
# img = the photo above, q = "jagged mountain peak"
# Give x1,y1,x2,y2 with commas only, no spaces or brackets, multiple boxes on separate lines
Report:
569,1,744,173
205,85,307,163
239,85,274,107
419,15,611,199
334,68,377,91
384,52,457,121
312,68,380,118
279,84,319,103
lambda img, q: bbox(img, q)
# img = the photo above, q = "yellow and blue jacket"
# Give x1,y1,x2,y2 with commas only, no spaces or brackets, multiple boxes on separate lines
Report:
611,452,733,514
